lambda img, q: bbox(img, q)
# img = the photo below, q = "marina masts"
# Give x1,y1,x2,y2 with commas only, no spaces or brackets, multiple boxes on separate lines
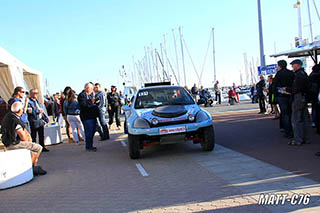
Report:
172,29,181,84
212,28,217,83
179,26,187,86
307,0,314,42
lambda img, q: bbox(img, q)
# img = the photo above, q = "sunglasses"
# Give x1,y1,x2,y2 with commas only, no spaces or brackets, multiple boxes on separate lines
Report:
20,91,25,93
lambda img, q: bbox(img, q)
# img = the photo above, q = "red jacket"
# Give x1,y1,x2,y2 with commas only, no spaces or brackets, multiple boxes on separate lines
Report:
228,90,236,98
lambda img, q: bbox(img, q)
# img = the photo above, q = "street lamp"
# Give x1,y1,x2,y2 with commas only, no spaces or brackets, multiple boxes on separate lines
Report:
257,0,266,67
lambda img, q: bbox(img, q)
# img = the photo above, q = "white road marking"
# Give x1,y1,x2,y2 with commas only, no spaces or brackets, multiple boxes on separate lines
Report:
136,163,149,177
120,141,127,147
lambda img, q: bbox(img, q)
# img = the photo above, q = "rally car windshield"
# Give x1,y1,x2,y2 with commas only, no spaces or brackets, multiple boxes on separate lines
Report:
134,87,195,109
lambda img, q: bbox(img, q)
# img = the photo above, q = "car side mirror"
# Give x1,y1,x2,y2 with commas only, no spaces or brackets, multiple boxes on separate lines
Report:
122,105,131,112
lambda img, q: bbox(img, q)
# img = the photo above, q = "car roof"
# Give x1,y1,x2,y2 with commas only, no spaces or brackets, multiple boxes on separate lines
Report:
138,85,184,91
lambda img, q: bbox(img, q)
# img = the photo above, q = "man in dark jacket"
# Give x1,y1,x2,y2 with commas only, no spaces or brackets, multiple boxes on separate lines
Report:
191,83,199,102
256,75,266,113
107,85,121,130
273,60,295,138
78,82,99,151
285,59,310,146
27,89,49,152
314,66,320,156
309,64,320,134
94,83,109,140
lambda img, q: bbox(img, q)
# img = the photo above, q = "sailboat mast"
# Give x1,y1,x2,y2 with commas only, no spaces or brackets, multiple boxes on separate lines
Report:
179,26,186,86
243,53,249,85
172,29,180,85
307,0,314,42
160,43,165,81
164,34,170,80
212,28,217,83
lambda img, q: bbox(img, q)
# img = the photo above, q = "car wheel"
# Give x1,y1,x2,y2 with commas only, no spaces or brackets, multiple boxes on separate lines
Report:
124,118,128,134
128,134,141,159
200,125,215,151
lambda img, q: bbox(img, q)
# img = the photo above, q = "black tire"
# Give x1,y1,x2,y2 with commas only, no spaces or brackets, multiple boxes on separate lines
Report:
128,134,141,159
200,125,215,151
124,118,128,134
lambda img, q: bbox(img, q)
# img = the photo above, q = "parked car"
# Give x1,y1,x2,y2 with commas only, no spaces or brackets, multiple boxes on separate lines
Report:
122,85,215,159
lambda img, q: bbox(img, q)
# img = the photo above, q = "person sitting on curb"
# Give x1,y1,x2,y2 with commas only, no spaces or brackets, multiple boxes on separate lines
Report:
228,87,237,105
204,88,213,107
1,102,47,176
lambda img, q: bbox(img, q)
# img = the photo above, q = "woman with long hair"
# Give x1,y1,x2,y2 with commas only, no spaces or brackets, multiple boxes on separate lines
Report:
60,86,74,142
63,90,85,145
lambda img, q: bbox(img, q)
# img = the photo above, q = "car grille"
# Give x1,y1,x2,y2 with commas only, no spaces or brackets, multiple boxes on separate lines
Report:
151,119,193,127
152,111,187,118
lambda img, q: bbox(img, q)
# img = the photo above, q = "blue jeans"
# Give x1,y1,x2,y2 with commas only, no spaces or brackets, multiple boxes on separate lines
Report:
82,119,96,149
278,96,293,136
97,111,109,138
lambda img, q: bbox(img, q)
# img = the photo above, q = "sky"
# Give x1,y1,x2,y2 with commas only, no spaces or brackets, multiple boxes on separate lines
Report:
1,0,320,93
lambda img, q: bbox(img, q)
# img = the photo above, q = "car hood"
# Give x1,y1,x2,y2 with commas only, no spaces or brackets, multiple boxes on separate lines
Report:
135,105,199,122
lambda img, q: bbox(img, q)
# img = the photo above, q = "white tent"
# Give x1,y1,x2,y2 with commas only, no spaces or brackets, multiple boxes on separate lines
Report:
0,47,44,104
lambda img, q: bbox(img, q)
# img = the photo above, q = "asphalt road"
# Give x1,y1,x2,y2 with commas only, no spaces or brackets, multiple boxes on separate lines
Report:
207,108,320,183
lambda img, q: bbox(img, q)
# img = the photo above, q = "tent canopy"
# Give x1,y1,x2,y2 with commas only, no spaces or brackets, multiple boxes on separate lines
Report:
0,47,43,104
270,40,320,63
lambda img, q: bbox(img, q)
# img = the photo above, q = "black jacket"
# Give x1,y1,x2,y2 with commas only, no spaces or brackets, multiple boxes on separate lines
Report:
107,92,121,108
191,86,198,95
256,80,266,97
1,112,25,147
309,71,320,101
287,68,309,96
273,68,295,97
78,90,99,121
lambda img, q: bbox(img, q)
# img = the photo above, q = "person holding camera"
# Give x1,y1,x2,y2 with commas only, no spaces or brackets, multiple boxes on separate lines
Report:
78,82,99,151
27,89,49,152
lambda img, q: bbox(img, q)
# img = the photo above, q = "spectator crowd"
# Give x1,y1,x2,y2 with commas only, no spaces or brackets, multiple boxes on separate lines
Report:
1,60,320,180
252,59,320,156
1,82,131,176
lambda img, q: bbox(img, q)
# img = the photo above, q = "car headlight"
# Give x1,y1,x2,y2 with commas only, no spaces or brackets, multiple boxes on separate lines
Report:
151,118,159,125
188,114,195,122
196,111,209,122
133,118,150,129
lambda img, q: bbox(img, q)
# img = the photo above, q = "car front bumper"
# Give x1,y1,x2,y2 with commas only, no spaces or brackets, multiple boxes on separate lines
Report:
128,119,213,136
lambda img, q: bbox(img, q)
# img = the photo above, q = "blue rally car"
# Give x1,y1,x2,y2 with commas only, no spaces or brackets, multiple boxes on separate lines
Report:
122,85,215,159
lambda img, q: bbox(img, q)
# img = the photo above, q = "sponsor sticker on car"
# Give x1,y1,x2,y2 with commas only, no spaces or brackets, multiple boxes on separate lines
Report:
159,126,186,135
